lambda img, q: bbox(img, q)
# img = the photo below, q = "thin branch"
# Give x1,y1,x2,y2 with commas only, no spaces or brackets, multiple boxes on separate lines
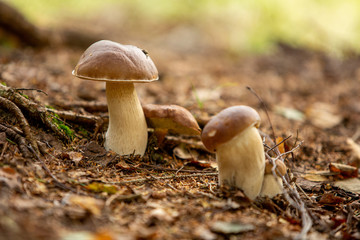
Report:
102,172,218,185
28,144,77,193
15,88,48,96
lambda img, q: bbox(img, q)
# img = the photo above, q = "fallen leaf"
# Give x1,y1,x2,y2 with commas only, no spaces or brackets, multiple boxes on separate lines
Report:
302,171,332,182
305,102,342,129
85,182,118,194
274,106,305,121
0,167,22,190
66,194,104,216
173,144,199,159
329,163,358,179
210,221,255,234
68,151,83,166
186,159,212,169
346,138,360,166
333,178,360,194
318,193,345,205
275,137,286,154
194,226,217,240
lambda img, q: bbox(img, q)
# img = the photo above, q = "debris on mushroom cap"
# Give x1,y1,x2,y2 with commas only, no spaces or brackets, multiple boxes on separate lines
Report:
265,159,287,177
142,104,201,136
72,40,158,82
201,105,261,152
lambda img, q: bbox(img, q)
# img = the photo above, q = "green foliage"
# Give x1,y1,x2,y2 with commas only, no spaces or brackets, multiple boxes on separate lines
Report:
7,0,360,55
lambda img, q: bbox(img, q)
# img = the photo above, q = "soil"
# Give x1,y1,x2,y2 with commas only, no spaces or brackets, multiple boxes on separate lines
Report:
0,22,360,239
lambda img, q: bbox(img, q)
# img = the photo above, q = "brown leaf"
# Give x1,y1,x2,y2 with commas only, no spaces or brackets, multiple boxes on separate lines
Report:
318,193,345,205
329,163,358,179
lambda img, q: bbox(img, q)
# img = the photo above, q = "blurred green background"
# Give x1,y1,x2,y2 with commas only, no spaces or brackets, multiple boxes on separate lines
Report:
6,0,360,56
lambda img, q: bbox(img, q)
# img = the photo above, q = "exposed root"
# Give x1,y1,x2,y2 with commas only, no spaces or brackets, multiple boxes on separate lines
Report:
0,123,32,158
0,84,70,141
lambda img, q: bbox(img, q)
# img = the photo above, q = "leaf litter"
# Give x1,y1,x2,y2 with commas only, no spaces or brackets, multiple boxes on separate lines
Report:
0,36,360,239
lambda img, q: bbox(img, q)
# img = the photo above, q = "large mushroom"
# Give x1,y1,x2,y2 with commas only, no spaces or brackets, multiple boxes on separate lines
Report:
142,104,201,144
72,40,158,156
201,106,265,200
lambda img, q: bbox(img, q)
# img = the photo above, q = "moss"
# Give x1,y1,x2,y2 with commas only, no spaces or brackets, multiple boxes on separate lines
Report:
51,114,75,140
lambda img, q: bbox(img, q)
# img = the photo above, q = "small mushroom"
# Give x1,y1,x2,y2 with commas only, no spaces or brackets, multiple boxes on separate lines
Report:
260,159,287,198
201,106,265,200
72,40,158,156
142,104,201,144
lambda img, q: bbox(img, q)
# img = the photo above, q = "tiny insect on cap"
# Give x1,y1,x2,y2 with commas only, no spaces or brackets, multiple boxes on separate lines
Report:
72,40,158,82
201,105,261,152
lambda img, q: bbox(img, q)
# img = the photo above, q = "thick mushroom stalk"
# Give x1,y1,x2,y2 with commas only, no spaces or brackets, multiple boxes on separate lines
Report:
105,82,147,156
201,106,265,200
216,127,265,200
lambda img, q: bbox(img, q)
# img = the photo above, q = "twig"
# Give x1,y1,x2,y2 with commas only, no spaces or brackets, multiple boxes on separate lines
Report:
0,96,39,154
52,100,108,112
102,172,218,185
139,162,215,174
0,141,8,160
46,108,104,126
266,135,292,155
15,88,48,96
28,144,77,193
246,86,278,153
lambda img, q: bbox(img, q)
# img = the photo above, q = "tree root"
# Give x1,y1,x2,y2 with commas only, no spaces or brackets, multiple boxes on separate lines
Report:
0,123,32,158
0,96,39,154
0,84,70,141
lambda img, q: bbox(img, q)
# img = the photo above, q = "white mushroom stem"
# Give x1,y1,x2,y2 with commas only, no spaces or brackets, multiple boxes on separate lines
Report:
105,82,148,156
260,174,283,198
216,127,265,200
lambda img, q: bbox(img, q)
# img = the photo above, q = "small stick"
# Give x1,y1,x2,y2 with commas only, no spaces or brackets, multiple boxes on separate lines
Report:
15,88,48,96
28,144,77,193
246,86,278,153
0,141,8,160
103,172,218,185
266,135,292,155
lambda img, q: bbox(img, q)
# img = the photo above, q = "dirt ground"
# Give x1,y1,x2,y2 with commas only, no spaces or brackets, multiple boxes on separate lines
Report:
0,16,360,239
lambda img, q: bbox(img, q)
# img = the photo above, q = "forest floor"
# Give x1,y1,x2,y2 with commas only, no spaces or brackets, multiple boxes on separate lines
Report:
0,25,360,240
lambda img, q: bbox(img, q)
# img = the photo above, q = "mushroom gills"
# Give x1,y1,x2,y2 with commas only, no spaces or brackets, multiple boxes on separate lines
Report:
216,126,265,200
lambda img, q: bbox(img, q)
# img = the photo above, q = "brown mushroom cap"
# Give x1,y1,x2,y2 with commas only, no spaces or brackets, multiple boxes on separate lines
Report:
143,104,201,135
201,105,261,152
72,40,158,82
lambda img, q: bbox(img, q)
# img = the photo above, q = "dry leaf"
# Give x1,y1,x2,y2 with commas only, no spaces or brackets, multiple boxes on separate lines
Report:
173,144,199,159
346,138,360,166
210,221,255,234
305,102,342,129
302,171,332,182
68,151,84,166
0,167,22,190
333,178,360,194
66,195,104,216
329,162,358,179
318,193,345,205
274,106,305,121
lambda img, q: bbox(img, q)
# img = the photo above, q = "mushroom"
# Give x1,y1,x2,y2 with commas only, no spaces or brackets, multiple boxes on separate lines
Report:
72,40,158,156
260,159,287,198
201,106,265,200
142,104,201,144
